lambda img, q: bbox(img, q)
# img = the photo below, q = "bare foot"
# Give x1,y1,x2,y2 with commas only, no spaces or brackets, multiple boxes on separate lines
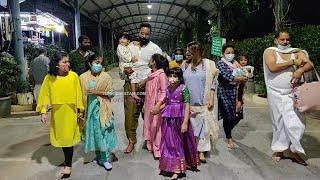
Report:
199,152,206,163
227,139,235,149
272,152,284,162
170,173,178,180
124,143,135,153
61,166,71,174
290,152,307,166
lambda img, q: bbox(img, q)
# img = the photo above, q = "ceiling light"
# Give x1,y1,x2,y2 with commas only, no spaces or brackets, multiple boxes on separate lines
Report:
147,16,151,20
147,4,152,9
55,25,64,33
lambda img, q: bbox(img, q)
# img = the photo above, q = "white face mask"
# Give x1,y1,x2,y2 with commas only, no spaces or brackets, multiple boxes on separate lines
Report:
225,54,235,62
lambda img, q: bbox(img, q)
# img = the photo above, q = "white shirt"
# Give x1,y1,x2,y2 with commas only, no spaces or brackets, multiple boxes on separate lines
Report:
138,41,162,65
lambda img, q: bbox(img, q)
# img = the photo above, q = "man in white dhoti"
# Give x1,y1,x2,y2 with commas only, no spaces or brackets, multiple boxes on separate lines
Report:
263,30,314,166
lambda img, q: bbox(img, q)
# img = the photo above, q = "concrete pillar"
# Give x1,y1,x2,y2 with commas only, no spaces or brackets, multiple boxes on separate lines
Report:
98,13,103,56
51,31,55,44
74,0,81,48
8,0,26,82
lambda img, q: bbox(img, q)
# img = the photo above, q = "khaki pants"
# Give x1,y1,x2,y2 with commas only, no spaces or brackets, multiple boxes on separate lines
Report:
123,82,144,144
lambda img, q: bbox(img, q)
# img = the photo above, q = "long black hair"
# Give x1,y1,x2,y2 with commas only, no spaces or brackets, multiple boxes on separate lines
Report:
222,44,235,54
151,53,169,75
49,51,68,76
169,67,184,85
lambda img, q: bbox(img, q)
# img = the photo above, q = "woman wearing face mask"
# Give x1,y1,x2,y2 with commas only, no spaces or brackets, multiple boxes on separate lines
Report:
263,30,314,166
183,41,219,163
143,53,169,159
36,51,84,179
79,54,117,171
169,48,185,69
217,44,247,149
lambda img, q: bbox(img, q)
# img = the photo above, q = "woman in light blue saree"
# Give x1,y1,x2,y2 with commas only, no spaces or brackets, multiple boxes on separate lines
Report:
80,54,117,171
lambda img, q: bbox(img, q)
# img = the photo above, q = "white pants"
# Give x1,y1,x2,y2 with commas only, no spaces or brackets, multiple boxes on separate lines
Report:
33,84,41,102
267,89,306,154
190,102,219,152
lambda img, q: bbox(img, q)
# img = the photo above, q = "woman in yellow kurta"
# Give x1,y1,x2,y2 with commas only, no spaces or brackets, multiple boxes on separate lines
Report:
36,51,84,179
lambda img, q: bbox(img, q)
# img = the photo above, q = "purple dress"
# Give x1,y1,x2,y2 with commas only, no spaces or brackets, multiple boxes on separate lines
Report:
159,84,199,173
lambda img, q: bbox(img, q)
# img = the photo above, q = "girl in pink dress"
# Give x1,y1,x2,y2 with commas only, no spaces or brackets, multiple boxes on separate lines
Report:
143,53,169,159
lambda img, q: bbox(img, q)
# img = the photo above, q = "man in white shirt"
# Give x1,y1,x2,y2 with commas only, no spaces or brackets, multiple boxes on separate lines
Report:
122,23,162,153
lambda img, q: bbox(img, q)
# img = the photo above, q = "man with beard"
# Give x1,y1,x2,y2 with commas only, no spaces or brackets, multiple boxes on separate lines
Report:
69,35,95,75
121,23,162,153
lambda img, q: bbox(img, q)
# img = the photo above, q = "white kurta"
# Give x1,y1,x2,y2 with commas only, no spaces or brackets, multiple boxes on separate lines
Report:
263,49,306,154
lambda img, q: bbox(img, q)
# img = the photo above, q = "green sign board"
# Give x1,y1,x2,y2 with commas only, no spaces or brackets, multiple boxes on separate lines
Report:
211,37,225,57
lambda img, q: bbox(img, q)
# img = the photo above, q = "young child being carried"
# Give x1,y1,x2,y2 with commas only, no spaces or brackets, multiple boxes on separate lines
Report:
235,54,254,119
117,33,151,100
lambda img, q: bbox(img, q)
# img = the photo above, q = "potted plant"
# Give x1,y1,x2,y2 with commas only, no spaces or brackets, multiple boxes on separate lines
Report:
16,79,34,105
0,54,19,117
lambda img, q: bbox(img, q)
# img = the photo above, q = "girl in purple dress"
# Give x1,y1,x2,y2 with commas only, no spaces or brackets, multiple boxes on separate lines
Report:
159,68,199,180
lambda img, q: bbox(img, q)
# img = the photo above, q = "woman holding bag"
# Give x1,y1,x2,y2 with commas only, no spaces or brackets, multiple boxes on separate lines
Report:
263,30,314,166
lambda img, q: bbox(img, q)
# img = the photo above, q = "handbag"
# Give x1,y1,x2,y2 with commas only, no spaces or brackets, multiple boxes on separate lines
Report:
293,67,320,113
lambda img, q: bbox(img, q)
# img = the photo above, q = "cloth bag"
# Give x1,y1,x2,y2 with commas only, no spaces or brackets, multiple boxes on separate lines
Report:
293,68,320,113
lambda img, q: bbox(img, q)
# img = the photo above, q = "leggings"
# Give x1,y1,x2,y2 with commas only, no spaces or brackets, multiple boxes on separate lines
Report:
62,147,74,167
223,117,241,139
95,151,109,164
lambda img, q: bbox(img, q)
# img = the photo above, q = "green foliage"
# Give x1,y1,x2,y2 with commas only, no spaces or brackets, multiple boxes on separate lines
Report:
0,55,20,97
24,42,40,62
221,0,251,39
91,44,119,70
233,25,320,94
46,44,65,60
17,79,31,93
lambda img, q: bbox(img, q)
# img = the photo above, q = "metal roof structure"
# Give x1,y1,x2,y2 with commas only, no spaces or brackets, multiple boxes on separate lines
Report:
60,0,223,41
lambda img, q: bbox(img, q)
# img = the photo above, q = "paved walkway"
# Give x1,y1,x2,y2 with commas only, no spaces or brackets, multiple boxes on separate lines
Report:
1,68,320,180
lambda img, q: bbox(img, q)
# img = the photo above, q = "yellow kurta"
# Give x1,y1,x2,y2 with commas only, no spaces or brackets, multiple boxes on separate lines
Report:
36,71,84,147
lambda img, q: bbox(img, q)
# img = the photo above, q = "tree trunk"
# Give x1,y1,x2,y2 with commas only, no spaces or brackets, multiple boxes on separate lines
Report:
273,0,282,31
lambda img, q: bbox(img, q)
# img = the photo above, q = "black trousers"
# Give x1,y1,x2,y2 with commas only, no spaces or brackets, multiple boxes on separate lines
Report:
223,117,241,139
62,147,74,167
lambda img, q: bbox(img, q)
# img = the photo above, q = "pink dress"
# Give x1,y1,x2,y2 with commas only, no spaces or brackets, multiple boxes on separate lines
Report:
143,69,167,158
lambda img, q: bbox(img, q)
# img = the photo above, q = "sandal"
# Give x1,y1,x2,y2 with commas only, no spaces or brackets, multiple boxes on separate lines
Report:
60,167,71,179
290,152,307,166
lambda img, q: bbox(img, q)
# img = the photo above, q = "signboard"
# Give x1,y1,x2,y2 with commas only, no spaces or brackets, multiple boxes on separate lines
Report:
211,36,226,57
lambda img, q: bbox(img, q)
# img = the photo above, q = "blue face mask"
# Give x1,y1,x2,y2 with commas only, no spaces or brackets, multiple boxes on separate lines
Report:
175,55,183,61
277,44,291,50
91,63,103,73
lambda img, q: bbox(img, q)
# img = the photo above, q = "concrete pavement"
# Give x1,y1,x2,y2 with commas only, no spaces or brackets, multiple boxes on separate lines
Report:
0,68,320,180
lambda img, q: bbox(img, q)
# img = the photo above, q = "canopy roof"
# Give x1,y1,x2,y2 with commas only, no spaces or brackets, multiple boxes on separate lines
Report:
60,0,224,40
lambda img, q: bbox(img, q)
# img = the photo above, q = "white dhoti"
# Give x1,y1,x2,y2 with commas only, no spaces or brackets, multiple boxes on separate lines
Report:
267,88,306,154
